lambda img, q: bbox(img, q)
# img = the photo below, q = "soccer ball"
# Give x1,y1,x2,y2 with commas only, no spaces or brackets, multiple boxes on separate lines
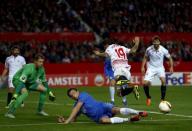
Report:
159,101,172,113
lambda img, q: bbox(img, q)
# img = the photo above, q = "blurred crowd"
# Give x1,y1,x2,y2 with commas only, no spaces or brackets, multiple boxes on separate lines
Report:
0,40,192,64
0,0,192,33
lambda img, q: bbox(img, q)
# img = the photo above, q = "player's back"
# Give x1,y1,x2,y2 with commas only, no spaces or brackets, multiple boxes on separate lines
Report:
105,44,131,70
77,92,105,121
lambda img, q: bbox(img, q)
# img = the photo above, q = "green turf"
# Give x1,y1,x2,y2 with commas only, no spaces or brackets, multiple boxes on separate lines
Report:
0,86,192,131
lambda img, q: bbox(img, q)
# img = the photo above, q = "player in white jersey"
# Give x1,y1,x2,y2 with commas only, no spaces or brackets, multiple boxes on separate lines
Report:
94,37,140,104
141,36,173,106
1,46,26,107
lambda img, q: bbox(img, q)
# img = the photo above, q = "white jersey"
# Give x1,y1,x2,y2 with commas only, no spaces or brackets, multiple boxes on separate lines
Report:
145,45,170,69
105,44,131,71
5,55,26,78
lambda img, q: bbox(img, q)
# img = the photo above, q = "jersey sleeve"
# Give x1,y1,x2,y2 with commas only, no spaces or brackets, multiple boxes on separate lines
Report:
164,48,171,58
105,46,111,56
78,93,87,103
145,48,150,57
123,46,131,54
22,57,26,66
18,65,31,83
4,58,9,69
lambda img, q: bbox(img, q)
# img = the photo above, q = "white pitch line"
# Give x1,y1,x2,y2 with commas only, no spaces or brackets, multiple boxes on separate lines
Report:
148,111,192,118
0,119,192,127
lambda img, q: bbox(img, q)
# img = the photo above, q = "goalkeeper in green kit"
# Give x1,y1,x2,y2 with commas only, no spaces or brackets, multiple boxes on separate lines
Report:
5,54,56,118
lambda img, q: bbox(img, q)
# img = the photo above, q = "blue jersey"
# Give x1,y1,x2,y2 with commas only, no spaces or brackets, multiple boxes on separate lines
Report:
104,58,114,80
75,92,114,122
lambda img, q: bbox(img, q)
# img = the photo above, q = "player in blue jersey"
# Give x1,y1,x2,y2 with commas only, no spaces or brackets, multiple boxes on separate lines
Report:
104,58,128,106
58,88,147,124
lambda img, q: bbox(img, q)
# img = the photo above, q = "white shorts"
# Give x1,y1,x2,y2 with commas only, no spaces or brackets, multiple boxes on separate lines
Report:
8,77,14,88
114,67,131,80
144,67,165,82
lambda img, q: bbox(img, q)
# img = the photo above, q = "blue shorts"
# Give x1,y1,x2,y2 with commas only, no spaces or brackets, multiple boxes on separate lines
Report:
94,103,114,123
104,67,115,80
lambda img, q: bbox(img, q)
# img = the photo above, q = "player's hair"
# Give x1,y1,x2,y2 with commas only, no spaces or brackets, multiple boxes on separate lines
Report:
67,88,78,98
152,35,161,42
11,45,20,51
34,53,45,61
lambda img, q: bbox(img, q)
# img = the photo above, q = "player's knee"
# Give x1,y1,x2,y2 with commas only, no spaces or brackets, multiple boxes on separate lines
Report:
21,88,27,93
8,88,14,93
160,78,166,85
161,81,166,86
110,79,116,86
99,117,111,124
38,84,47,92
111,107,120,114
143,80,150,86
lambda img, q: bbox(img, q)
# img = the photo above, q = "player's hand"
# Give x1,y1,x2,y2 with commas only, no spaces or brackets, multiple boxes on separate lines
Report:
133,36,140,44
141,67,145,74
57,115,65,123
93,50,100,56
49,91,56,101
169,67,174,73
0,76,6,82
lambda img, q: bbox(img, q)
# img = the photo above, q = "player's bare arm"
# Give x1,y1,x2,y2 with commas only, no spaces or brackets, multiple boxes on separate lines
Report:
93,50,107,57
141,55,148,74
64,101,83,124
130,36,140,53
1,67,8,81
168,56,174,73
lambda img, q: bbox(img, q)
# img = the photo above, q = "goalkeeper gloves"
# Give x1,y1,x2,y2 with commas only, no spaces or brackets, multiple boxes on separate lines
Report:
49,91,56,101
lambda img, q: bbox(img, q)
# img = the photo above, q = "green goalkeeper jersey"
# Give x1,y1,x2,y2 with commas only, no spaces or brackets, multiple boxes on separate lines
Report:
13,63,46,84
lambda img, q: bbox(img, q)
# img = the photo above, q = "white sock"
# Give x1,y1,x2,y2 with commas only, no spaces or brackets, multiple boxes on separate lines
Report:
109,86,115,102
122,96,127,102
120,108,139,115
110,117,129,124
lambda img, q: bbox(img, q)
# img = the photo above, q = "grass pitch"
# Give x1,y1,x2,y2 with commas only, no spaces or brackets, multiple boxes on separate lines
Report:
0,86,192,131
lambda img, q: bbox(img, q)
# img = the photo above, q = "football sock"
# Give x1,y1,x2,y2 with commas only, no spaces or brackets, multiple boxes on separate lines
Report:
7,93,13,106
37,91,46,112
109,86,115,102
143,85,151,98
120,108,139,115
8,92,28,113
161,85,166,100
122,96,127,103
110,117,129,124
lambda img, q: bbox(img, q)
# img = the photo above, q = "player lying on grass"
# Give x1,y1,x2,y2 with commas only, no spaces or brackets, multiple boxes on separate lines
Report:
58,88,147,124
5,54,56,118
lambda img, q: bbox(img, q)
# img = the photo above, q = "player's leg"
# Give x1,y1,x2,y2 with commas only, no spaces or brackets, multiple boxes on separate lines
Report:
158,69,167,100
6,78,24,108
99,103,143,124
29,83,49,116
143,68,155,106
5,87,28,118
105,67,116,105
99,116,130,124
100,107,147,124
109,79,116,104
114,68,129,106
